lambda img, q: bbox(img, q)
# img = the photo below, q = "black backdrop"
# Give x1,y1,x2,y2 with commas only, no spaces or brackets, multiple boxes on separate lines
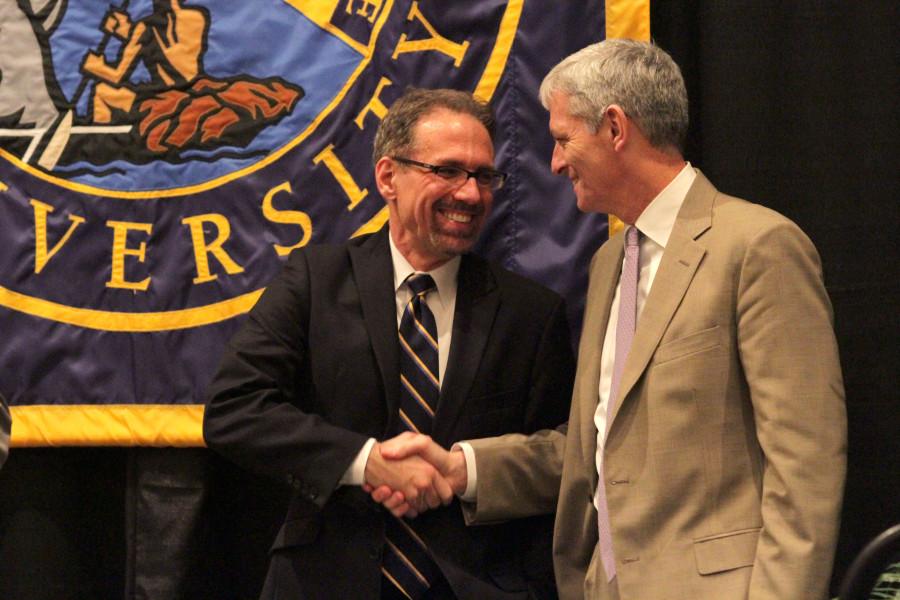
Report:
650,2,900,591
1,3,898,598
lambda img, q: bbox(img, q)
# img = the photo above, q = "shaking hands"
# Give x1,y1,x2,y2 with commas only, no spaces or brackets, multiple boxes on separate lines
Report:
363,432,468,518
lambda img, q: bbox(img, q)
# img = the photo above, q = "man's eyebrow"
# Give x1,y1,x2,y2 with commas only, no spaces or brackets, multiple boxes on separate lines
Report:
438,159,497,171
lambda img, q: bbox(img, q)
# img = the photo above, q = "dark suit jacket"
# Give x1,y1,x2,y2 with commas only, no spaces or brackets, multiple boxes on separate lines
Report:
203,227,575,599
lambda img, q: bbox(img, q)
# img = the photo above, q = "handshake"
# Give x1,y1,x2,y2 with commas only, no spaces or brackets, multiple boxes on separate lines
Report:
363,432,468,518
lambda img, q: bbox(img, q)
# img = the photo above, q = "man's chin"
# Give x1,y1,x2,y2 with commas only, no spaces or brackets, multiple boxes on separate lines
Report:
430,231,479,257
575,193,603,214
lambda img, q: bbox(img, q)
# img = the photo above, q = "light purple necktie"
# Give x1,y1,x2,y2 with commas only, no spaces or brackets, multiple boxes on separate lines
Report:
597,225,640,582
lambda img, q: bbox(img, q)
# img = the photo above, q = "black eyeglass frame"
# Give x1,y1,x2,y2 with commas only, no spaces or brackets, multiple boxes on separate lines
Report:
391,156,508,190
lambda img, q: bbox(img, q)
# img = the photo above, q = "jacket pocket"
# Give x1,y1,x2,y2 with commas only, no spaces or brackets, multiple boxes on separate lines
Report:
653,325,722,365
693,527,760,575
270,516,322,552
464,387,525,413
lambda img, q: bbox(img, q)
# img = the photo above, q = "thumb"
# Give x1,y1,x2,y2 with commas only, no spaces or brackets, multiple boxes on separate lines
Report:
380,432,431,460
416,442,451,474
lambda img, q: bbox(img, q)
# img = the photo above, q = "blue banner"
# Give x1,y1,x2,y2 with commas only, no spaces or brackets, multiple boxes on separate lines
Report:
0,0,611,445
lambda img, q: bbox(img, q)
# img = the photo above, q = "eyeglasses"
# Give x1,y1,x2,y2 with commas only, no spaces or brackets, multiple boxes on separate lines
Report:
392,157,508,191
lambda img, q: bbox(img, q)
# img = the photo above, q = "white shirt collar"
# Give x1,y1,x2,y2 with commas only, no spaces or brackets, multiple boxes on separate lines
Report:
634,162,696,249
388,234,460,310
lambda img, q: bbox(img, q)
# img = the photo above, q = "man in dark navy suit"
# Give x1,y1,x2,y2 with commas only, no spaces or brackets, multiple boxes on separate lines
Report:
204,88,574,599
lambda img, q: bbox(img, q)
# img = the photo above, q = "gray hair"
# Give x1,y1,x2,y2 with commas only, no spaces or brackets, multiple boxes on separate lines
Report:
539,39,688,151
373,88,495,166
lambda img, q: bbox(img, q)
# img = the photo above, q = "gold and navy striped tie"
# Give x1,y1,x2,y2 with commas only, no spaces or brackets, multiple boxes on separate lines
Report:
397,274,439,435
382,273,441,600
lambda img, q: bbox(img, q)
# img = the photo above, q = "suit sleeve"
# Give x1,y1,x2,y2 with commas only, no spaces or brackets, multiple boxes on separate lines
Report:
736,221,847,599
463,296,574,523
203,251,369,509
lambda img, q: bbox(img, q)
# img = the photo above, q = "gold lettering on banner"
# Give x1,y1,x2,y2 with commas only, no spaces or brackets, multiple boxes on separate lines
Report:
262,182,313,257
345,0,383,23
354,77,393,129
392,1,470,66
312,143,368,211
181,214,244,284
106,220,152,291
31,199,86,275
0,181,7,191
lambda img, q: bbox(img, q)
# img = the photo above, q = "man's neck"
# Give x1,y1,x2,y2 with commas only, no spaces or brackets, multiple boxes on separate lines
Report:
389,228,452,273
616,148,685,225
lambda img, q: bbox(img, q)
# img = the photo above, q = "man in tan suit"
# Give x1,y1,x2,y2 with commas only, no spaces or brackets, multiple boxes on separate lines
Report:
369,40,846,600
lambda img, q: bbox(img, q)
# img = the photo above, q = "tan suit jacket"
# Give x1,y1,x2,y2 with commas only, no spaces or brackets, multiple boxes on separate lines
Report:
466,172,846,600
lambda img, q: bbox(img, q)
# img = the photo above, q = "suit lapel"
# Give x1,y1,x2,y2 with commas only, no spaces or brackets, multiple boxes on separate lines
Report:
431,255,499,445
349,228,401,429
608,172,717,427
577,238,624,484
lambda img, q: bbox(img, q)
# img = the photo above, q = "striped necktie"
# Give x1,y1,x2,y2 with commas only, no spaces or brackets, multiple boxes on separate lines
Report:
383,273,442,599
397,273,439,435
597,225,640,582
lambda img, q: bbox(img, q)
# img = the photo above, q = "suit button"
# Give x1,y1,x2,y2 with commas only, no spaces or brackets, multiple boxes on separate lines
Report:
368,546,382,560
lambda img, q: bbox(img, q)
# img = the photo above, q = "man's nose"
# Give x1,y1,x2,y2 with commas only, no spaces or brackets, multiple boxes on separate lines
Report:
452,175,483,200
550,144,566,175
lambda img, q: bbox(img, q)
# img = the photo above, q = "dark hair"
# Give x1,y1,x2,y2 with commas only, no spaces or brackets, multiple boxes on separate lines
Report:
372,88,495,166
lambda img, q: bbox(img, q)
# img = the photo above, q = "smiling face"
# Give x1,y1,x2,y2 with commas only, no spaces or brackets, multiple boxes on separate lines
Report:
376,108,495,271
548,92,619,215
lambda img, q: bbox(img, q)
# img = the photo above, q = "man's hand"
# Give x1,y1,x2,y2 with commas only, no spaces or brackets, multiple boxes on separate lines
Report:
365,433,468,517
364,440,453,517
382,433,468,495
103,10,133,38
81,52,107,77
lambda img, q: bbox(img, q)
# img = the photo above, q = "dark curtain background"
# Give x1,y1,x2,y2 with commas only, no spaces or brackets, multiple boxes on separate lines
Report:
1,3,898,599
651,0,900,593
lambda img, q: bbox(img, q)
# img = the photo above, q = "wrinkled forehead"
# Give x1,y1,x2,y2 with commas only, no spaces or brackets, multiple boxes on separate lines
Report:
547,92,579,133
412,107,488,138
411,109,495,164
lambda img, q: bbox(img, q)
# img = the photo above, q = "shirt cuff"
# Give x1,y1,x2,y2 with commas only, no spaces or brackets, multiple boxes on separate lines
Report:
340,438,376,486
454,441,477,502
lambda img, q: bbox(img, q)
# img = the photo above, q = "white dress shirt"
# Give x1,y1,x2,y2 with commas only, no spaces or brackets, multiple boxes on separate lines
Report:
458,165,698,502
591,163,696,511
341,235,460,485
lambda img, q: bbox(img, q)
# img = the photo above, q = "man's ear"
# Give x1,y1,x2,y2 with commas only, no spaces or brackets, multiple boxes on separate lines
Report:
374,156,397,200
606,105,635,152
